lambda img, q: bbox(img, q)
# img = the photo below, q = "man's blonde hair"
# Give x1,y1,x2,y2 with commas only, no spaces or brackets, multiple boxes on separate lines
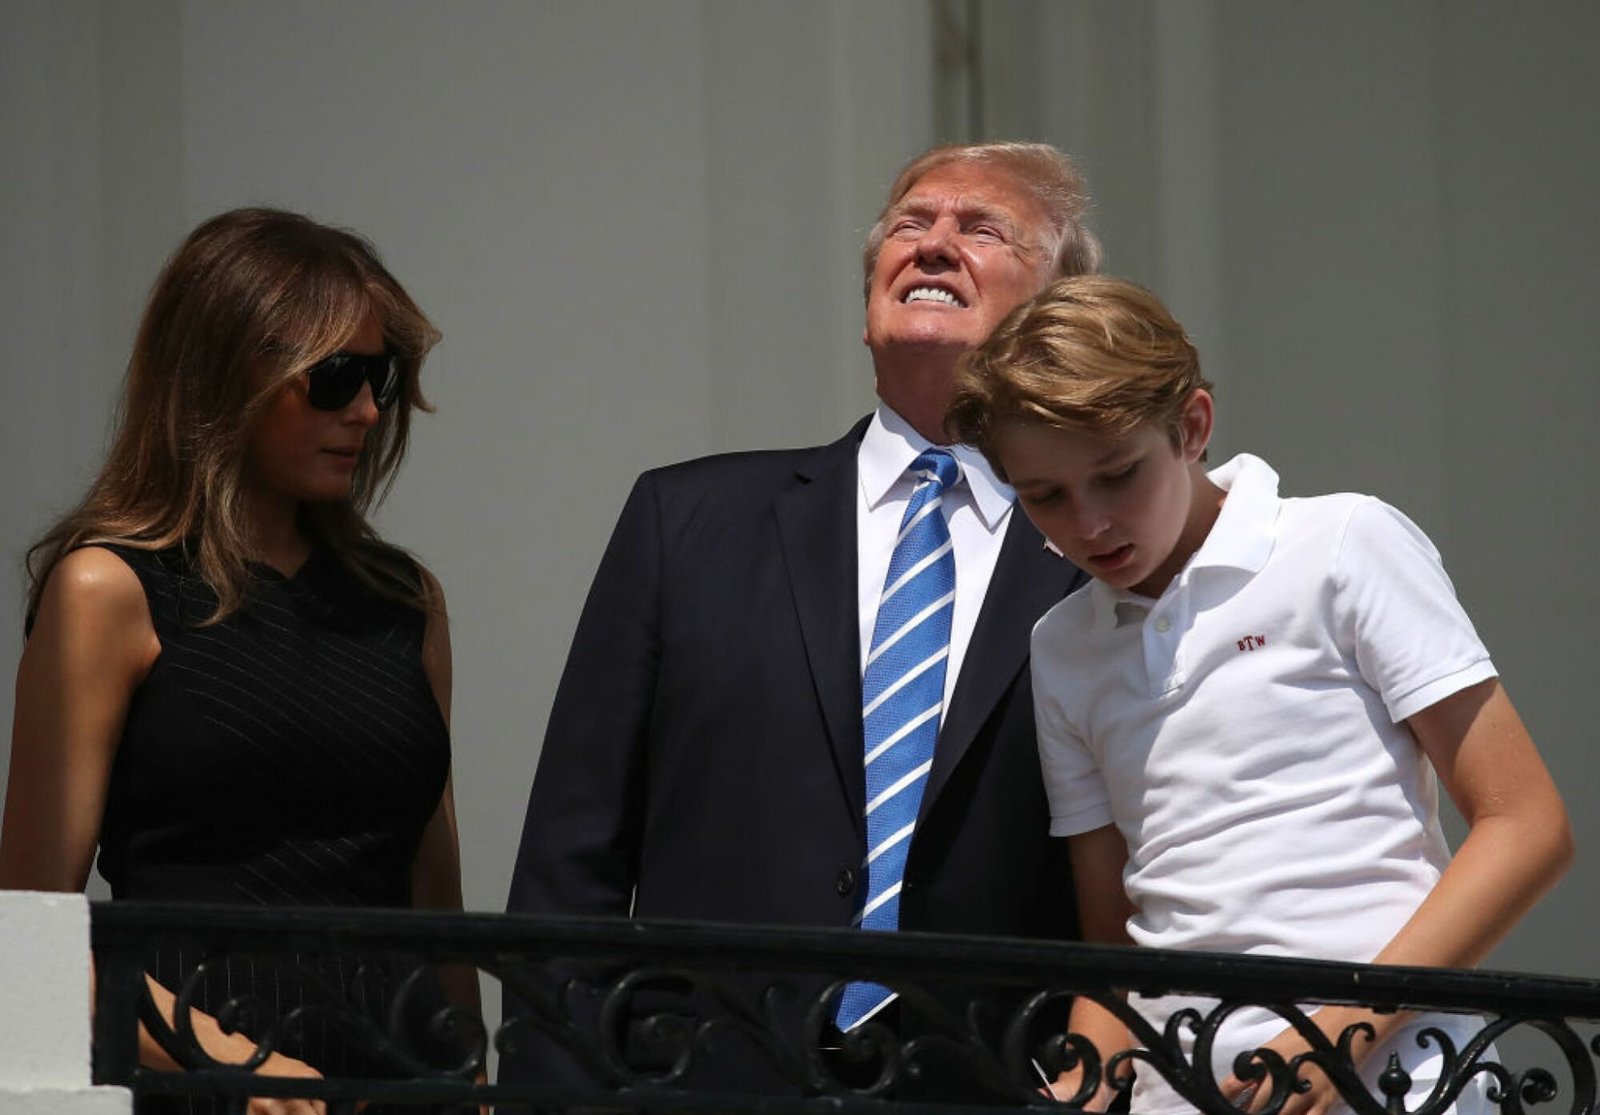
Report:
947,276,1211,480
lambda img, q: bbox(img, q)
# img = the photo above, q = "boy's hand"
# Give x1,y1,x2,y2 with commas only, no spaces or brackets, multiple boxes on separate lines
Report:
1220,1027,1332,1115
1043,1070,1121,1111
1219,1006,1392,1115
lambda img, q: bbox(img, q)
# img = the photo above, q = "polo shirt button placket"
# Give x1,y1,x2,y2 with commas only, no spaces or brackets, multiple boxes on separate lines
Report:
1146,604,1186,695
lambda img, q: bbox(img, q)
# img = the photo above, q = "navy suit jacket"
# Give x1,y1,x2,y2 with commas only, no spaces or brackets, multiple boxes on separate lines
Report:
503,417,1088,1092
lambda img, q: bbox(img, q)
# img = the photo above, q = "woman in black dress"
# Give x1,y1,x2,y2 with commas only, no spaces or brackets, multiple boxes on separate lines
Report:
0,208,475,1114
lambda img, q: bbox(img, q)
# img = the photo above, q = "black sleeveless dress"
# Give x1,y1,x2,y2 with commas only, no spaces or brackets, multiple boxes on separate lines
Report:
92,544,458,1111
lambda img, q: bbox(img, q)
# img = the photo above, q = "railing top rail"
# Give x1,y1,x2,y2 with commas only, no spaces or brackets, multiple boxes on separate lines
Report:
90,900,1600,1019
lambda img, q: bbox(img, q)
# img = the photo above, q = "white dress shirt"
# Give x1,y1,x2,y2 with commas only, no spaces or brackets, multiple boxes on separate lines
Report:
856,405,1014,709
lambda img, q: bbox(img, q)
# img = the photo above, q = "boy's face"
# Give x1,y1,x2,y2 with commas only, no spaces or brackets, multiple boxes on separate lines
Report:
996,392,1215,599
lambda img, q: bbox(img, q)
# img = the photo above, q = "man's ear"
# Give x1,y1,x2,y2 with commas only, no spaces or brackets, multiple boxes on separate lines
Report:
1177,388,1215,463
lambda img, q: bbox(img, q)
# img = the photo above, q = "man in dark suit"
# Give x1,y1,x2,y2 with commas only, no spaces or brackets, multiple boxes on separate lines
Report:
502,141,1101,1099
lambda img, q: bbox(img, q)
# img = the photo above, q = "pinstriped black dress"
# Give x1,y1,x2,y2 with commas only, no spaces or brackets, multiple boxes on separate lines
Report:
91,544,455,1112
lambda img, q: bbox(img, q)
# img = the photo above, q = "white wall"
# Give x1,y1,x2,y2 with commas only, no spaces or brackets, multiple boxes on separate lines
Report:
1,0,1593,1011
0,891,128,1111
167,0,924,925
0,0,933,1034
988,0,1600,980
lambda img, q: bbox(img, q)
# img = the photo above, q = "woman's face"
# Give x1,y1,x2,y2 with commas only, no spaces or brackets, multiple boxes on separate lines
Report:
244,310,387,509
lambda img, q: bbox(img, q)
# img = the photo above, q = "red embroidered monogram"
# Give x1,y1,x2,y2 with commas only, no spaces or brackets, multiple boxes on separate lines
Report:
1236,635,1267,652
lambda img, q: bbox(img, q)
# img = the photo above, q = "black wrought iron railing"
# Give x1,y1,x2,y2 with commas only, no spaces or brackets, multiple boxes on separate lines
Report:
89,901,1600,1114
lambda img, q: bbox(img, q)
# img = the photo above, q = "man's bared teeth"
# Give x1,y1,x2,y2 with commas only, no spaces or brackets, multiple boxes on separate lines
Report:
904,286,964,307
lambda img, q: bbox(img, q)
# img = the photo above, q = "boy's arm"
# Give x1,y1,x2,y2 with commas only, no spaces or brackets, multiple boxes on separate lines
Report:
1371,677,1571,969
1226,677,1572,1114
1049,824,1137,1111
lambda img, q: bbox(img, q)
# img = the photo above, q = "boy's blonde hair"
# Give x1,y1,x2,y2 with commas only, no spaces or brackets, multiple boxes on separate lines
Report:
947,275,1212,480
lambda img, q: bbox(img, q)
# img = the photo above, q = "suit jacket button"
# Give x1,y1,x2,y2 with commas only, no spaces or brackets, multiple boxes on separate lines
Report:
835,867,856,896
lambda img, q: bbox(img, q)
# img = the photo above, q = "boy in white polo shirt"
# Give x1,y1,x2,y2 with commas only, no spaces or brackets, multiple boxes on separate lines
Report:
946,275,1572,1115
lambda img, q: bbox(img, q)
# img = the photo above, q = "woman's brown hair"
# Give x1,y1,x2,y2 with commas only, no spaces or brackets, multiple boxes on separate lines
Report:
26,207,441,623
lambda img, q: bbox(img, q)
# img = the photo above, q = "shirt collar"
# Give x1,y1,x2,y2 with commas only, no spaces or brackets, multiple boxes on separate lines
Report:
1193,453,1280,574
859,404,1014,530
1086,453,1282,633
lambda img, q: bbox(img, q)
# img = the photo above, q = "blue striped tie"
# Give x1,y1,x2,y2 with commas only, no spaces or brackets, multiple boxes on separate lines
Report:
835,448,959,1031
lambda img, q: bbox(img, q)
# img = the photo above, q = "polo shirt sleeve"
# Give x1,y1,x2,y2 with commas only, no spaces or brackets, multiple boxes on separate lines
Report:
1331,498,1497,724
1031,657,1114,838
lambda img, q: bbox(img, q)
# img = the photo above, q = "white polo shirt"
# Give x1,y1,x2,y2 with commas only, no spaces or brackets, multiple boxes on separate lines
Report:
1032,453,1497,1113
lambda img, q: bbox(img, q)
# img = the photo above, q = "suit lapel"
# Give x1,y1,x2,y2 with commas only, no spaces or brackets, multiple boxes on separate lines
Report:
922,508,1088,818
774,419,871,834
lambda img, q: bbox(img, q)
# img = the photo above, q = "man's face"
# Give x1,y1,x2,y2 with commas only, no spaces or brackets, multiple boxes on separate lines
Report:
864,162,1055,359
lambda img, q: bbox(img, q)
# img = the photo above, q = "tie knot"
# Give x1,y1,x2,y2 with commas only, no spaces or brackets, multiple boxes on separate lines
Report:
912,448,960,492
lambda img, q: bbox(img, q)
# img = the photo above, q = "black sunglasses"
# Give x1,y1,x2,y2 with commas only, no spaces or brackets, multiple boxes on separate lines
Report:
304,351,401,412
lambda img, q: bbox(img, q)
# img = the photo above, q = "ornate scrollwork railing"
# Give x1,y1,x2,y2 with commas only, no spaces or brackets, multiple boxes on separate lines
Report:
90,902,1600,1113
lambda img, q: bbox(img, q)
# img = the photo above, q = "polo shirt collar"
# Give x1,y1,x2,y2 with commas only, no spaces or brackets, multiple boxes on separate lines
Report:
1087,453,1282,632
859,404,1013,530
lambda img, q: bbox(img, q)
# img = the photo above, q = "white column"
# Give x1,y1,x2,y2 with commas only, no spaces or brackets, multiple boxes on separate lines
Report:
0,890,130,1113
